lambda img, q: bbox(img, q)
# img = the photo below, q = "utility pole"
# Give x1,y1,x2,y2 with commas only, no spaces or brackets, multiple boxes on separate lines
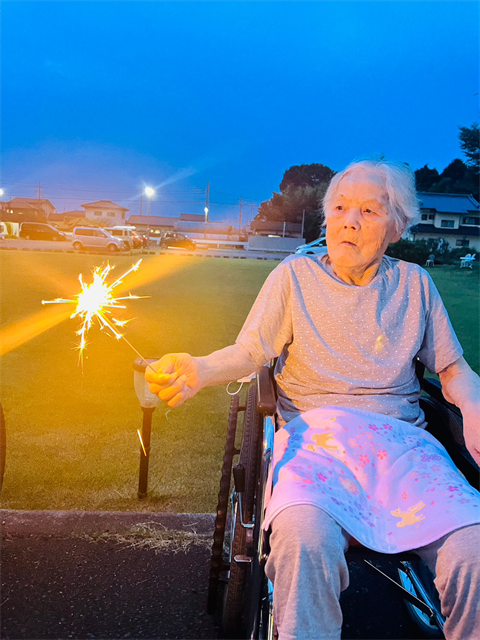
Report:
38,183,41,199
239,197,243,234
250,204,254,224
301,209,306,239
140,193,143,216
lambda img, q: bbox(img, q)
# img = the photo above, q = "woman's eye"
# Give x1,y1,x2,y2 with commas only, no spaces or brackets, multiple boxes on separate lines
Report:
364,208,376,214
335,205,344,211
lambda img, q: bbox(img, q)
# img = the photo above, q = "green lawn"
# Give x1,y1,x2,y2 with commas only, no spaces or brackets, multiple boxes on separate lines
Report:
0,252,478,512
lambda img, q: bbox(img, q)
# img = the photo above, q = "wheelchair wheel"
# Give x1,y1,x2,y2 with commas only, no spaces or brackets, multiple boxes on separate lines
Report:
208,394,240,615
222,383,262,638
398,563,444,639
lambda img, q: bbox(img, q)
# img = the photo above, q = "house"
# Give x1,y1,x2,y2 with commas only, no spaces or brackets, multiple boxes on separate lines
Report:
48,210,106,231
409,192,480,252
127,215,179,240
250,219,304,238
0,197,56,223
179,213,205,222
81,200,129,226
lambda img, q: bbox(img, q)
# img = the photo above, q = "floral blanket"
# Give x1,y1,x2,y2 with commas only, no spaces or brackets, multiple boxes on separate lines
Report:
262,407,480,553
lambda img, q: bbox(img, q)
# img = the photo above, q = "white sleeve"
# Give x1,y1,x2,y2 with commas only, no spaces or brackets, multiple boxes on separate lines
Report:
416,273,463,374
235,263,293,367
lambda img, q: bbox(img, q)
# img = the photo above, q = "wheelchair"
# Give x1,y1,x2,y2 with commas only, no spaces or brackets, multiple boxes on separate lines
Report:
207,362,480,639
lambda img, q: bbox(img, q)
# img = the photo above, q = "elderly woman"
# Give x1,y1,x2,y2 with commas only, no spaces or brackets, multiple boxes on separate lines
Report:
146,160,480,640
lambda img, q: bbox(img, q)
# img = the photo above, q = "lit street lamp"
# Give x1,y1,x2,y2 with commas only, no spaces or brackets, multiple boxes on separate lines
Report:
133,357,160,498
204,206,209,238
145,187,155,216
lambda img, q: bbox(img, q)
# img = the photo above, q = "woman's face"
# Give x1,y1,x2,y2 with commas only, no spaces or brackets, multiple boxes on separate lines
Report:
325,169,402,276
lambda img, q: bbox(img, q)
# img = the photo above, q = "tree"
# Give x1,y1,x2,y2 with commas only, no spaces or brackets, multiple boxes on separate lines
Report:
415,154,478,201
458,122,479,175
441,158,467,181
256,163,336,242
415,165,439,191
279,164,336,193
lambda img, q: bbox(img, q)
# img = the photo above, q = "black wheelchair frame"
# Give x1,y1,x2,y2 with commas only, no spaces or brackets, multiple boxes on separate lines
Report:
207,363,479,639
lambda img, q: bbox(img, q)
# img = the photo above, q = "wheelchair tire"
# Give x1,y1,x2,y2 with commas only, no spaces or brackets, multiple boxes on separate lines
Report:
398,564,444,639
222,383,262,638
208,394,241,615
0,403,5,493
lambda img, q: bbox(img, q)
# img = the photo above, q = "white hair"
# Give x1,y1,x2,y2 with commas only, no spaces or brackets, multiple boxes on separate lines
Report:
323,159,420,234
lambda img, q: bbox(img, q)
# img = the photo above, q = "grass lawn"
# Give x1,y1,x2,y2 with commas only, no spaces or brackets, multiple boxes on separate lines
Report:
0,251,478,513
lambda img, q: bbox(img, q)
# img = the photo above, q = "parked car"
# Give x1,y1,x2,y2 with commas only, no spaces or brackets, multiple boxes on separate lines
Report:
19,222,67,241
110,225,143,249
160,232,196,251
295,236,328,256
71,227,126,252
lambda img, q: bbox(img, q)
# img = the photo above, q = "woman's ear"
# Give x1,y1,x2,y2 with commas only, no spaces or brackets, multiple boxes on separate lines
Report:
390,223,406,244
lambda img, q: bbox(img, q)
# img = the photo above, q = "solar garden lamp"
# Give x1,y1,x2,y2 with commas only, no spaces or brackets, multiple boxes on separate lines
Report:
133,357,160,499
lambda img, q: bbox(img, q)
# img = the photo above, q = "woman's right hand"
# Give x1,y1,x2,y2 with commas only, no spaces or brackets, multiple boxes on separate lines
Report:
145,353,201,407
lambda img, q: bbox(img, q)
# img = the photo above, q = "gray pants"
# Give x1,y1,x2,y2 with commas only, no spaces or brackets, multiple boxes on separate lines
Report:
265,505,480,640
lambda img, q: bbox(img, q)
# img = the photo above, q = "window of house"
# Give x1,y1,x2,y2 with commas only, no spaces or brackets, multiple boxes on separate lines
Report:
462,216,478,225
428,214,435,220
421,214,428,221
440,220,454,228
107,212,115,217
121,212,125,220
456,239,470,247
94,211,102,216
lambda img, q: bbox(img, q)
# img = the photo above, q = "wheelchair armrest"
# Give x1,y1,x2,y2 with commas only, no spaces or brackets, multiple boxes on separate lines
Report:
256,366,277,416
420,393,479,489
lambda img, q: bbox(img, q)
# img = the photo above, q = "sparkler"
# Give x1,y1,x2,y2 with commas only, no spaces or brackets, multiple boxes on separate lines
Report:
137,429,147,456
42,259,152,368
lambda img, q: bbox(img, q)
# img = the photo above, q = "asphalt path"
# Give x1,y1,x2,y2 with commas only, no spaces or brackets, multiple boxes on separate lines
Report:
1,510,431,640
0,239,287,262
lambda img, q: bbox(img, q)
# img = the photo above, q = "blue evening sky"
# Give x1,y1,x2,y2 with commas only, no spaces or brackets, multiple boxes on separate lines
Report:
1,0,479,222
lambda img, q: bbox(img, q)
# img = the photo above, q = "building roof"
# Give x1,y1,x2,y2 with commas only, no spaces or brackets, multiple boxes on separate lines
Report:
128,215,178,226
411,224,480,237
81,200,129,212
5,197,55,210
417,192,479,214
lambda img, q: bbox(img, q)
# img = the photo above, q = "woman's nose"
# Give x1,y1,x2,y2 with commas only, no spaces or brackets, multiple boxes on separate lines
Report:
343,208,361,229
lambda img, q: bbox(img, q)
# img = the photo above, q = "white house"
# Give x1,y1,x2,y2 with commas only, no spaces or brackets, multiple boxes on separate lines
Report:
409,192,480,252
81,200,129,226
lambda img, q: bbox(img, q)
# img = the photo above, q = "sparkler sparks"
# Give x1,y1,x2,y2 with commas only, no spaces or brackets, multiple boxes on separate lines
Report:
42,260,150,366
137,430,147,456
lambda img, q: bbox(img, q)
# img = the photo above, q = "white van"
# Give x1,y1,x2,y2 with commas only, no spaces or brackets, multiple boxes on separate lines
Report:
110,225,142,249
72,227,125,252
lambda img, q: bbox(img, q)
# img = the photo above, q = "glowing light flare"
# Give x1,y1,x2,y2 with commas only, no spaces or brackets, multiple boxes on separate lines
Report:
0,254,193,357
42,260,149,362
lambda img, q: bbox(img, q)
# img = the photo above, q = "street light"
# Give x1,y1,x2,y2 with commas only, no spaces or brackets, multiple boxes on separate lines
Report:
145,187,155,216
133,357,160,499
204,206,209,238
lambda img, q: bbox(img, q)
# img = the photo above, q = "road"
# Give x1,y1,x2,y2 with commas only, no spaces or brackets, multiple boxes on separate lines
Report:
0,239,288,262
0,510,431,640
